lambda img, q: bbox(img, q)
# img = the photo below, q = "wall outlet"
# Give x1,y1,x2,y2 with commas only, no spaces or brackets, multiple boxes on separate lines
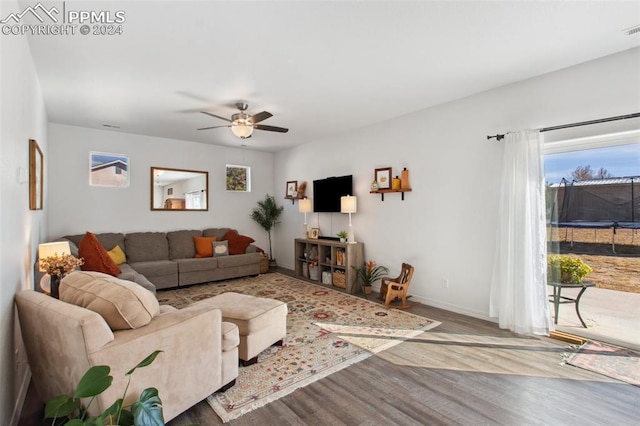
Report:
441,278,449,288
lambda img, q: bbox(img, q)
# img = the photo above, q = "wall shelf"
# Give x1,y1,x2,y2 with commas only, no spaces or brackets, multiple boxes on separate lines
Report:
370,188,412,201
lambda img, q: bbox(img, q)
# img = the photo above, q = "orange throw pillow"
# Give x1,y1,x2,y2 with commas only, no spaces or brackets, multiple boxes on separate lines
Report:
222,230,255,255
78,232,121,276
193,236,217,258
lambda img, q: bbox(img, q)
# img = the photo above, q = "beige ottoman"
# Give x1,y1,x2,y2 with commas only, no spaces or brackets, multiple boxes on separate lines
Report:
204,292,287,366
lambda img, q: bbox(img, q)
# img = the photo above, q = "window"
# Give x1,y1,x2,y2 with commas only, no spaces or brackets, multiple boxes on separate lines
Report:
226,165,251,192
543,130,639,296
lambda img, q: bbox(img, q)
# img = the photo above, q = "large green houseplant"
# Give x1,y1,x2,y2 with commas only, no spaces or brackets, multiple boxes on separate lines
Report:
547,254,593,284
250,194,284,262
45,350,164,426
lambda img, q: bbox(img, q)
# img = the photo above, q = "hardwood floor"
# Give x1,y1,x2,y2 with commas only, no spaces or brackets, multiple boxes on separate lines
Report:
20,275,640,425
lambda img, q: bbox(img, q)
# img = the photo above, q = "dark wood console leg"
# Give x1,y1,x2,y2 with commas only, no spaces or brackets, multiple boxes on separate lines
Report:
273,339,284,347
218,379,236,392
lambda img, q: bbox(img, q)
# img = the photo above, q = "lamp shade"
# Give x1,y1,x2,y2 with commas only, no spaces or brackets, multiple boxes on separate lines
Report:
299,198,312,213
340,195,357,214
38,241,71,271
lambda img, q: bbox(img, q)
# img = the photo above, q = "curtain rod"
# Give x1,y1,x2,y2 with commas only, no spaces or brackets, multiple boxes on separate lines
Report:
487,112,640,141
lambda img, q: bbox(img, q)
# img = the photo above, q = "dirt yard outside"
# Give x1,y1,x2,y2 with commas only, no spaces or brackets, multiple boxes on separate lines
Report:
548,227,640,294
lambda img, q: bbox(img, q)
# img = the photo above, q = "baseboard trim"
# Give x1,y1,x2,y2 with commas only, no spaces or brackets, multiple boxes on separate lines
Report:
10,369,31,426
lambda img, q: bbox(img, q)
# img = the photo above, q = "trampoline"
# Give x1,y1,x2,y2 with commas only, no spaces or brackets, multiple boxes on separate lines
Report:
548,176,640,253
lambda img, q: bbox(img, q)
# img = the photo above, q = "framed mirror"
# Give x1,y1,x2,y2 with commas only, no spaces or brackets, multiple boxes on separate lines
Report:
151,167,208,211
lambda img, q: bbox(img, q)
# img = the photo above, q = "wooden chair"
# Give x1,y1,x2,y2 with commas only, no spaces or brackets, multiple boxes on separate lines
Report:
379,263,415,309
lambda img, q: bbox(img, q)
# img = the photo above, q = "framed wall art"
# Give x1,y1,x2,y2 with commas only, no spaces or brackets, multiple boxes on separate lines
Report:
375,167,392,189
29,139,43,210
90,152,130,187
226,165,251,191
285,180,298,198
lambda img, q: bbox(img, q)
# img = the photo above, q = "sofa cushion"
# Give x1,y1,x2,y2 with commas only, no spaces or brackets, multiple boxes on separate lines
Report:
128,260,178,278
60,271,159,330
221,322,240,352
193,236,217,258
78,232,121,276
125,232,169,262
117,264,156,294
203,228,232,240
213,240,229,257
65,233,125,253
216,252,261,268
107,245,127,265
167,230,202,259
222,230,255,255
177,257,218,273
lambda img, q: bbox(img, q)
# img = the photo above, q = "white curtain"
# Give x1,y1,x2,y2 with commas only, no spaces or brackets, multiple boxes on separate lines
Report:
490,130,553,335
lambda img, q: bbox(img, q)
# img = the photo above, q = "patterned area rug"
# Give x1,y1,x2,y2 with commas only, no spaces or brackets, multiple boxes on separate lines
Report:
567,340,640,386
157,273,440,423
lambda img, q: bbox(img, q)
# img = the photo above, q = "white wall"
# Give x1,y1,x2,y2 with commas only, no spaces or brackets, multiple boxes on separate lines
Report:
47,124,276,254
274,47,640,320
0,0,49,422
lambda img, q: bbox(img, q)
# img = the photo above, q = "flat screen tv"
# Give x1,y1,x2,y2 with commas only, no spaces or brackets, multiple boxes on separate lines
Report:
313,175,353,213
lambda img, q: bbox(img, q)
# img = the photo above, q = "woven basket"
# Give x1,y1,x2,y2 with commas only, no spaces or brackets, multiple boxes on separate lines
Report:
332,271,346,289
260,255,269,274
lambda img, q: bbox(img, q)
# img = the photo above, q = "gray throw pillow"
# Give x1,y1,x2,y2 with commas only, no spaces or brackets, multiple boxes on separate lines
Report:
213,240,229,257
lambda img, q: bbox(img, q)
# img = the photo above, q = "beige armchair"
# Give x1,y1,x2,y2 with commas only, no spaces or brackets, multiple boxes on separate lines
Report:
15,289,239,422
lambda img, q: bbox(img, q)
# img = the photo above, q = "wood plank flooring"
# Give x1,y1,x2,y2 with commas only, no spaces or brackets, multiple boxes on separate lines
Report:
20,274,640,425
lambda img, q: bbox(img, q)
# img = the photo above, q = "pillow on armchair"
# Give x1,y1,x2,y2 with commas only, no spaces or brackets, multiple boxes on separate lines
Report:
60,270,159,330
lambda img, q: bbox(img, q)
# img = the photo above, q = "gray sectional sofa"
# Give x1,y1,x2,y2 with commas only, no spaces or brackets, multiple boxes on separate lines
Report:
62,228,262,291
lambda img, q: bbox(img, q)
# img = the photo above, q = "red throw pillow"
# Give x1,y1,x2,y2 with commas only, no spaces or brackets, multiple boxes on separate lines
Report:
193,236,217,258
78,232,121,276
222,230,255,255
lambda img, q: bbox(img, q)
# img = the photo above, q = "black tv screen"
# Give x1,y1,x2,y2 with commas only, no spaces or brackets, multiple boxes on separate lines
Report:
313,175,353,212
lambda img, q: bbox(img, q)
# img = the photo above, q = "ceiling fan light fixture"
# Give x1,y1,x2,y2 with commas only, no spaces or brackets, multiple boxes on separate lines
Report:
231,122,254,138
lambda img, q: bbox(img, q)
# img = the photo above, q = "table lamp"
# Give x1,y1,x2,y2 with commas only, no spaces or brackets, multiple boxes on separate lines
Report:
340,195,357,243
299,198,312,238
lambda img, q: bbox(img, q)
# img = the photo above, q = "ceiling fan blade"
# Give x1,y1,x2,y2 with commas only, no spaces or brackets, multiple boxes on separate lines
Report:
200,111,232,122
197,125,230,130
255,124,289,133
250,111,273,124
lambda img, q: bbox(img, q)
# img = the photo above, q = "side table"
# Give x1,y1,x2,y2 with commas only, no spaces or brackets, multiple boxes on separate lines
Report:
548,281,595,328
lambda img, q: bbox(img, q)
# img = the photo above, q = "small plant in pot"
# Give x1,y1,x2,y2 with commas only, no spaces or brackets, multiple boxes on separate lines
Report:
336,231,348,243
352,260,388,298
547,254,593,284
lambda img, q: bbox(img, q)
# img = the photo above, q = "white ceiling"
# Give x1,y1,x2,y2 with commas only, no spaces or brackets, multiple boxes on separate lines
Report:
25,1,640,152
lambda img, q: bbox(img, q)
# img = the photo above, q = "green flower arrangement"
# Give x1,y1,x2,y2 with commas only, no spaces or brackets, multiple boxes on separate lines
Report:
547,254,592,284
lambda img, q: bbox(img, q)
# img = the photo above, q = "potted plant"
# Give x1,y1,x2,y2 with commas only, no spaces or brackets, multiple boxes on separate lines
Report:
352,260,388,297
547,254,593,284
45,350,164,425
250,194,284,267
337,230,348,243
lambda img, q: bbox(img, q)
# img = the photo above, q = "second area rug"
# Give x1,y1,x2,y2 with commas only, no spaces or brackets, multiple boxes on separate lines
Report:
157,273,440,423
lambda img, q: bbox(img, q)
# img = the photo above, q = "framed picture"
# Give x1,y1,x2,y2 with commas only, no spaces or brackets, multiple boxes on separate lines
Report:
375,167,392,189
226,165,251,191
90,152,129,187
29,139,43,210
309,227,320,239
285,180,298,198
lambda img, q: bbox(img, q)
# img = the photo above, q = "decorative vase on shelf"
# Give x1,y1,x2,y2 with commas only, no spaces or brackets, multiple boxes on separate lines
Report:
392,176,401,190
370,179,379,191
401,167,410,190
41,274,62,299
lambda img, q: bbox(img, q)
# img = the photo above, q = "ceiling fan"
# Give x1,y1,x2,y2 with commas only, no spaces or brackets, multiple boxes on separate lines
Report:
197,102,289,139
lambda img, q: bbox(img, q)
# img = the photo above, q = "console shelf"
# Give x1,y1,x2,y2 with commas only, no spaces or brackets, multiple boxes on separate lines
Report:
294,238,363,294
